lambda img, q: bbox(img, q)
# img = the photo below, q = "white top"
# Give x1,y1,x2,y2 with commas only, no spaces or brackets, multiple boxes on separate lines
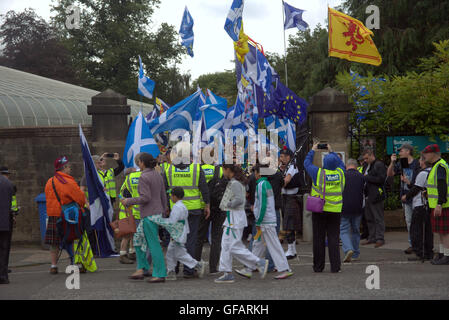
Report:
254,179,277,226
413,169,431,209
163,200,189,244
282,164,299,195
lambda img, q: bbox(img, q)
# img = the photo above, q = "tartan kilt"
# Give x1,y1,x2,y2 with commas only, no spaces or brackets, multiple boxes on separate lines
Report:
431,208,449,234
44,216,61,246
282,195,302,231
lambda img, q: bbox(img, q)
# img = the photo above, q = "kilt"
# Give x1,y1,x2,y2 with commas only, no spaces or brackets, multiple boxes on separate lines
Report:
431,208,449,234
282,194,302,231
44,216,61,246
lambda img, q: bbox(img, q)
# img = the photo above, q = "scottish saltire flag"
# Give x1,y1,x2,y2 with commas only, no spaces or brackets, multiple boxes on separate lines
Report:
264,115,296,152
283,1,309,31
145,108,159,123
199,89,228,144
180,6,194,57
155,97,170,113
124,111,160,169
224,0,244,41
148,89,202,135
79,125,115,258
138,56,155,99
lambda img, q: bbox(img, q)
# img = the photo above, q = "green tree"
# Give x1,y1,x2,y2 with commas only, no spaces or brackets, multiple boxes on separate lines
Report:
0,9,75,83
337,40,449,139
51,0,186,102
192,70,237,104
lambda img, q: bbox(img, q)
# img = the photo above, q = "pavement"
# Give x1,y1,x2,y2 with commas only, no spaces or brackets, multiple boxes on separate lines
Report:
2,231,448,300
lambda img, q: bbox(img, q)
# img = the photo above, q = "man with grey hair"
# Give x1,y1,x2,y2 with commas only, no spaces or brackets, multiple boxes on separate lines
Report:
340,159,365,262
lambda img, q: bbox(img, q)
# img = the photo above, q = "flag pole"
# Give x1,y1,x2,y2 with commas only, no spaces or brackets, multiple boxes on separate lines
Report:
282,0,288,87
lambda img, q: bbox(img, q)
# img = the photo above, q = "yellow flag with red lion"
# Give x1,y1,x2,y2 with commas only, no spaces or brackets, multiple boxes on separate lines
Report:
328,7,382,66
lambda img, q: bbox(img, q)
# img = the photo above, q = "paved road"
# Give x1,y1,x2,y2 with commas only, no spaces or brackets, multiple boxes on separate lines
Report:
2,232,448,300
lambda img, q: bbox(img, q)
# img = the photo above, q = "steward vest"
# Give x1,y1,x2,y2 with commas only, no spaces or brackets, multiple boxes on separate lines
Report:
426,159,449,209
357,166,363,174
118,171,142,220
74,232,97,272
166,164,201,211
310,167,345,213
11,195,18,213
98,168,116,198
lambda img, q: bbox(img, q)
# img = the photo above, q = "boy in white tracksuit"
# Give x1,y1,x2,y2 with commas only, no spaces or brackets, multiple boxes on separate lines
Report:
237,164,293,280
162,187,205,280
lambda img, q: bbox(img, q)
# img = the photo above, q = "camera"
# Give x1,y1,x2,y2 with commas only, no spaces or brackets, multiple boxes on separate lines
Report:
317,143,328,150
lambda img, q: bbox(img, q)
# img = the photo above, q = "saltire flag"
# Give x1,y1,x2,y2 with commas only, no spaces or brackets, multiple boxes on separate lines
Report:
192,90,208,163
202,89,228,143
180,6,194,57
264,115,296,152
79,125,116,258
155,97,170,113
262,81,307,124
138,56,155,99
124,111,160,169
328,7,382,66
148,89,202,136
145,108,159,123
224,0,244,41
235,42,276,95
283,1,309,31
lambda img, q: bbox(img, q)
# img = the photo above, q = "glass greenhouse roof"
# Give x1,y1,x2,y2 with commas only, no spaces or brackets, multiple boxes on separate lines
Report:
0,66,153,127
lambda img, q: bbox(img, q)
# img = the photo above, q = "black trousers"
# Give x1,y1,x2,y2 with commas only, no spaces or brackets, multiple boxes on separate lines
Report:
183,213,202,275
194,209,226,273
410,205,433,258
0,216,13,281
312,212,341,273
360,208,369,239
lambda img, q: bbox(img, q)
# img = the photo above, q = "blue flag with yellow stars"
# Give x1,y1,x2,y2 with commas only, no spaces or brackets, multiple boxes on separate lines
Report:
257,81,307,125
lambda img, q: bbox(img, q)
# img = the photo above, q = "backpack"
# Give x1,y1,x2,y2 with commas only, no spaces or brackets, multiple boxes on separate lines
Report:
52,178,85,244
209,166,229,210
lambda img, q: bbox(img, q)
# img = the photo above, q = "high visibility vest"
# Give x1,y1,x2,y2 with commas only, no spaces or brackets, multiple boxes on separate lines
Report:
160,162,169,174
74,231,97,272
11,195,18,213
118,171,142,220
310,167,345,213
98,168,116,198
166,164,201,211
426,159,449,209
357,166,363,174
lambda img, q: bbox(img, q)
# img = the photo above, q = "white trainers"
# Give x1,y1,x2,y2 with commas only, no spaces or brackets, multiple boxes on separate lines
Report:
274,270,294,280
235,268,253,279
166,271,177,280
343,250,354,263
196,261,206,278
256,259,269,279
214,273,235,283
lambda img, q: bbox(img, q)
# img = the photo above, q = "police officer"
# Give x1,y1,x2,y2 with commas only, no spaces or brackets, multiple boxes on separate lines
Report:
304,144,346,273
163,143,210,278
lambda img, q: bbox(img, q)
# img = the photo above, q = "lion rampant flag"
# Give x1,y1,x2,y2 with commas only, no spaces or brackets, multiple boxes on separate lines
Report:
328,7,382,66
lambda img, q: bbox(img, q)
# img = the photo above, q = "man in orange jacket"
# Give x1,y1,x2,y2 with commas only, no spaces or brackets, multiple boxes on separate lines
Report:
44,156,85,274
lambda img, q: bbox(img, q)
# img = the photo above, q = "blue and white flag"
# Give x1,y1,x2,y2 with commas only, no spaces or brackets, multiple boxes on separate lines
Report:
124,111,160,169
145,108,159,123
264,115,296,152
180,6,194,57
203,89,227,143
138,56,155,99
148,89,202,136
79,125,115,258
224,0,244,41
283,1,309,31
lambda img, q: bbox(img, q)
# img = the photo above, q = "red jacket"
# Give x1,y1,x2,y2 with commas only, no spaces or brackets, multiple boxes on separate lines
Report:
45,172,85,217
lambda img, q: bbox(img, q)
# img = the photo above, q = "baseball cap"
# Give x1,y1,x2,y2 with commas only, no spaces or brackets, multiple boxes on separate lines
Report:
422,144,440,154
0,166,10,174
54,156,69,171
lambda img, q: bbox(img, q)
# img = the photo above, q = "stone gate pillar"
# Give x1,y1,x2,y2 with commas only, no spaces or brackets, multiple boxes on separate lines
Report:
308,87,353,166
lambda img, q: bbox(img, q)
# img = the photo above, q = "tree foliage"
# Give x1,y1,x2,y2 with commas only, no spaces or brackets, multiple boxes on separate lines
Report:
337,40,449,138
192,70,237,104
0,9,75,83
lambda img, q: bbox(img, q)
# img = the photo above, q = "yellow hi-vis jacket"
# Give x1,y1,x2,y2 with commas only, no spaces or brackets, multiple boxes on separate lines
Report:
166,164,201,210
310,167,345,213
426,158,449,209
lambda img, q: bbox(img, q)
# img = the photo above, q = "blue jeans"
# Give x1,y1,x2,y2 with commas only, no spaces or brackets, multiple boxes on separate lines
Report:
340,215,362,258
249,210,281,271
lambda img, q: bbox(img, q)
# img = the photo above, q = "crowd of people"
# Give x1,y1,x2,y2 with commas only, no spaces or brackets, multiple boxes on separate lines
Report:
0,141,448,285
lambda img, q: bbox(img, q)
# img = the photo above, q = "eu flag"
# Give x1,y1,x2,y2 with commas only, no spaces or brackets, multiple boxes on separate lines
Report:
262,81,308,125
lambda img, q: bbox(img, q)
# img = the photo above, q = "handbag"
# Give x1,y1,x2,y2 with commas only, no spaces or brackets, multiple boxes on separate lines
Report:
306,170,326,213
110,204,136,239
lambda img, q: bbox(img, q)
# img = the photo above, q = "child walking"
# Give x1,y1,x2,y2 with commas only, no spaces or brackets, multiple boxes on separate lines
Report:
162,187,205,280
215,164,269,284
236,164,294,280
